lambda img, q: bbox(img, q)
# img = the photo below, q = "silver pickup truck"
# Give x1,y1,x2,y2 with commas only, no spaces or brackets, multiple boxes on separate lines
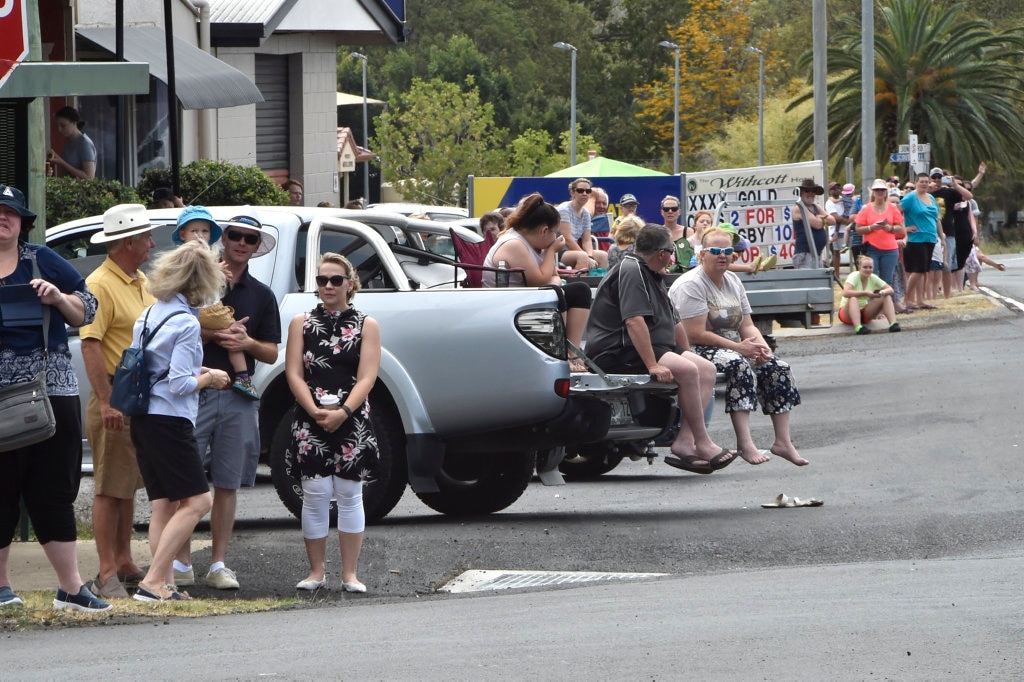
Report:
47,207,677,521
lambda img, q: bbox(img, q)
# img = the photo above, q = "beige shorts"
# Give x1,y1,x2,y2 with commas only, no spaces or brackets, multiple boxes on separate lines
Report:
86,392,144,498
199,302,236,330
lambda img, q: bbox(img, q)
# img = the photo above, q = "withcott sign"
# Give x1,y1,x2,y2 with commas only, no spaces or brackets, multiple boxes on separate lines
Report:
0,0,29,89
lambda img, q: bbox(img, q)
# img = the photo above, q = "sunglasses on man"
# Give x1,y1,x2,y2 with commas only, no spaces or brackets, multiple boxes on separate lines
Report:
226,229,260,245
704,246,734,256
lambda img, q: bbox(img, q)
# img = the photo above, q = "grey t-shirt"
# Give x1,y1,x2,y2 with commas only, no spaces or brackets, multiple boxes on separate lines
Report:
62,133,97,174
585,254,678,369
557,201,591,242
668,267,752,343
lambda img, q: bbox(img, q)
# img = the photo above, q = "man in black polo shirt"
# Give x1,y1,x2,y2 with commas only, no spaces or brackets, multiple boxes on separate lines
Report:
585,224,733,474
174,215,281,590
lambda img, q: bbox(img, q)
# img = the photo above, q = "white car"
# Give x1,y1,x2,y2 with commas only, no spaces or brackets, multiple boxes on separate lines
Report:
365,202,468,222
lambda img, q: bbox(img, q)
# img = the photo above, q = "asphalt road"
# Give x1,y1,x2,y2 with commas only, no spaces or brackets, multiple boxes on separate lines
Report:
8,257,1024,678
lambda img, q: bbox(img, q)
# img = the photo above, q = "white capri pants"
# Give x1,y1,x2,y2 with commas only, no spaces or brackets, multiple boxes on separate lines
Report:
300,476,365,538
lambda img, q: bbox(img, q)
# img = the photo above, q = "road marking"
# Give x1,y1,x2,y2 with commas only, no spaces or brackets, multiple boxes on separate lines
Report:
979,286,1024,313
438,569,669,594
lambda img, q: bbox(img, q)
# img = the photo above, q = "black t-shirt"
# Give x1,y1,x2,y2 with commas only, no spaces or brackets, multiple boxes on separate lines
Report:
931,186,971,235
203,268,281,375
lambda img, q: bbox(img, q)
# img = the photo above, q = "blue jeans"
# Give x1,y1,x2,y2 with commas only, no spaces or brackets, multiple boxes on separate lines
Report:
865,245,898,287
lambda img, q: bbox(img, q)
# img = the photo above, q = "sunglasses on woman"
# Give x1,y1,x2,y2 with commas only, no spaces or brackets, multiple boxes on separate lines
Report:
704,246,734,256
314,274,351,287
226,229,260,245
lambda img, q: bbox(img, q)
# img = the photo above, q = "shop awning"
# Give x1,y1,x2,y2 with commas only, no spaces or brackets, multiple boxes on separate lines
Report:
76,26,264,110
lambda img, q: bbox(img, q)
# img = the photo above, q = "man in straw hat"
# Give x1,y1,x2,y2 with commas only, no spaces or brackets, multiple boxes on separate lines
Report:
80,204,157,599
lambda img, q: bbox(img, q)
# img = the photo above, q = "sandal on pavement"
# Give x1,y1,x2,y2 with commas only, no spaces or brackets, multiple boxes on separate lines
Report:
761,493,824,508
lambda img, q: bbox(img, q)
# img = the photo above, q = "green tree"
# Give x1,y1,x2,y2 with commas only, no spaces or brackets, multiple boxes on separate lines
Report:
372,77,507,205
45,178,140,229
703,91,811,170
788,0,1024,175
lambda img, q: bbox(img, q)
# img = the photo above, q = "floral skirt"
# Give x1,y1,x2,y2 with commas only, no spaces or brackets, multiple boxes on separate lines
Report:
693,345,801,415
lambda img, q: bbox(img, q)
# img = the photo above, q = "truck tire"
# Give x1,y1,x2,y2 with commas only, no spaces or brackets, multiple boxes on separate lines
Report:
414,451,536,516
559,445,624,479
269,403,408,524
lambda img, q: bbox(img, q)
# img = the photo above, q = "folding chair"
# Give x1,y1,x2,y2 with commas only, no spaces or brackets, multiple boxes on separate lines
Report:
448,228,524,287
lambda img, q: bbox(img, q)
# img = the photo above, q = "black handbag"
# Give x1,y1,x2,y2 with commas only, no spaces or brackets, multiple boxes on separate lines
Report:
0,251,57,452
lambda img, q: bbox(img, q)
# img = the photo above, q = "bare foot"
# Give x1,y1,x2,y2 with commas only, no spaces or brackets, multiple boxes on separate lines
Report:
737,446,770,465
668,443,709,467
770,442,809,466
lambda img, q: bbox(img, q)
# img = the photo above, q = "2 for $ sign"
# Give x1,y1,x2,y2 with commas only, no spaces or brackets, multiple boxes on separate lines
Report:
685,161,826,268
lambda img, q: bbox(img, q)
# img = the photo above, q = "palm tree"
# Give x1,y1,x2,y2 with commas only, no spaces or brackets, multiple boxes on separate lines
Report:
788,0,1024,175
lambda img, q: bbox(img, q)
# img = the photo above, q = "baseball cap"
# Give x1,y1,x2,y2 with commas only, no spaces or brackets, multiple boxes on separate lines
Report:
715,222,741,246
828,182,840,191
619,193,638,205
842,183,855,195
929,167,944,178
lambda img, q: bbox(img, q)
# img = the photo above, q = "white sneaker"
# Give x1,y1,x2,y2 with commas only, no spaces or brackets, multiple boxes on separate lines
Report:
173,567,195,587
205,567,240,590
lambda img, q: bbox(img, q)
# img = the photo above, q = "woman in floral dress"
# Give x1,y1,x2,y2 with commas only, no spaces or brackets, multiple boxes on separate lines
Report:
284,253,380,593
668,228,808,468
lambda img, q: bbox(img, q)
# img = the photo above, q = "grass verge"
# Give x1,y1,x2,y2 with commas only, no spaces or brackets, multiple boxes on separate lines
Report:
1,592,300,632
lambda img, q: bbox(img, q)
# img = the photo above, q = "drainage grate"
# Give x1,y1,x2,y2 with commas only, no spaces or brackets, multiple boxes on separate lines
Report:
438,569,669,594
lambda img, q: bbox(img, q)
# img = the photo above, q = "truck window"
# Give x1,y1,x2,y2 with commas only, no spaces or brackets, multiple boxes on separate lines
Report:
295,229,394,291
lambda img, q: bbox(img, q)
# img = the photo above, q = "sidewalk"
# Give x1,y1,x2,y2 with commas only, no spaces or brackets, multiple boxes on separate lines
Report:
772,289,1009,339
8,537,214,592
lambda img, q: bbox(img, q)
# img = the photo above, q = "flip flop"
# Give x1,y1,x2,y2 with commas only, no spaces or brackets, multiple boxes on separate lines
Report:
918,303,937,310
709,448,738,471
664,455,714,475
761,493,824,508
759,254,777,271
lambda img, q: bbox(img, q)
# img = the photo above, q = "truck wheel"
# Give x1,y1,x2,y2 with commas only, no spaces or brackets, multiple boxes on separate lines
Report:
559,446,624,479
269,404,408,524
414,451,536,516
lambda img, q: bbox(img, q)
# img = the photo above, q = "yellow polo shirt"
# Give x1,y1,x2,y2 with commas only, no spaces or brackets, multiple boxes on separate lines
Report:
80,257,156,375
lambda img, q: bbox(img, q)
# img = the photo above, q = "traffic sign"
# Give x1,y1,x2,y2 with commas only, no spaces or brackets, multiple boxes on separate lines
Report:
890,152,929,163
0,0,29,89
897,143,930,154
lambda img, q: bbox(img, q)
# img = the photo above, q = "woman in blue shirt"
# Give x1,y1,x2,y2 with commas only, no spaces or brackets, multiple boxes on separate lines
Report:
900,173,941,310
129,241,231,602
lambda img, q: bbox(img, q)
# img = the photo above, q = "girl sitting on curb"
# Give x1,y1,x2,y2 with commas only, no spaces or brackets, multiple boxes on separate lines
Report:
839,255,901,334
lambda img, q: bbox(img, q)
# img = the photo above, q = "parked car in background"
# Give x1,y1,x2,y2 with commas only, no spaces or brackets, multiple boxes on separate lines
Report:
365,202,468,222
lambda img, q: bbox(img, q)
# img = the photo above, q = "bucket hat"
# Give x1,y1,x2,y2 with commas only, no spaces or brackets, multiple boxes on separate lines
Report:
173,206,223,245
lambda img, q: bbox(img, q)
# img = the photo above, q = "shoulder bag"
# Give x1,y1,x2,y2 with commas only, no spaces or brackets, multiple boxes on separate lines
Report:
0,251,57,452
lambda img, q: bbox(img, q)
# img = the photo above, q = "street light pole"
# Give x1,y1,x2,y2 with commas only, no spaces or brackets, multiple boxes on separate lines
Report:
553,42,578,166
658,41,680,175
746,46,765,166
349,52,370,204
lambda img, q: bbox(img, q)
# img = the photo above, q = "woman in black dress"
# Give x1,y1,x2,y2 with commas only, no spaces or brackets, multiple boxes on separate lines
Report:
284,253,380,593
